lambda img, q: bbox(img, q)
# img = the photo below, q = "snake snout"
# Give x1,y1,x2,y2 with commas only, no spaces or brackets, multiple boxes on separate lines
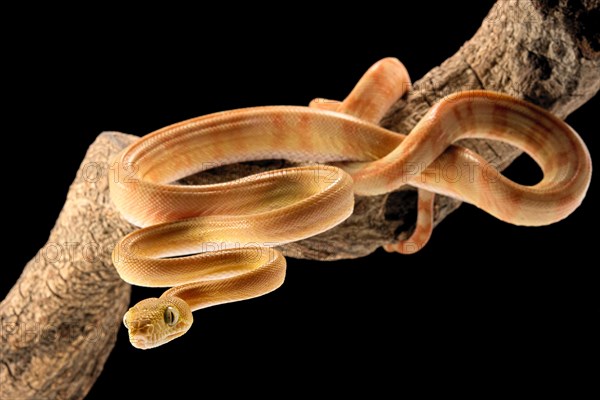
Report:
127,322,157,349
129,335,149,349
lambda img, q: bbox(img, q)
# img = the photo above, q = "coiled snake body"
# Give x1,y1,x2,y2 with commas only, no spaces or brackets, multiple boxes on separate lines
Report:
110,58,591,349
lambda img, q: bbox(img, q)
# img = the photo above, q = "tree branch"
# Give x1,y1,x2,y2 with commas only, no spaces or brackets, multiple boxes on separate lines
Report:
0,134,132,399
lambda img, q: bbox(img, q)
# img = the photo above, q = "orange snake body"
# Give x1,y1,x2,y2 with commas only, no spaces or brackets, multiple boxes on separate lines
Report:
110,58,591,349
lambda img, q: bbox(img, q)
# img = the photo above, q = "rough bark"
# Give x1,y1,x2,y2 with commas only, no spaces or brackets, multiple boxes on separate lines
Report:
0,134,133,399
1,1,598,399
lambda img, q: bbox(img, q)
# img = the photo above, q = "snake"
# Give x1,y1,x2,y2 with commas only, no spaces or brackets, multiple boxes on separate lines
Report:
109,58,592,349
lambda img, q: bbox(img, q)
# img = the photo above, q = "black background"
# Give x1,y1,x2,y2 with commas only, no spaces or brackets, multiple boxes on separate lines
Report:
2,2,597,397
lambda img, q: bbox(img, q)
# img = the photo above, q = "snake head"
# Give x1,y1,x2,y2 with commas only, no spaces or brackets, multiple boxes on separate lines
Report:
123,297,193,349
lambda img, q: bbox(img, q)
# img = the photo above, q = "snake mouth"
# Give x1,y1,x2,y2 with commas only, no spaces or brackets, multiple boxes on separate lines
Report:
129,330,187,350
129,336,151,350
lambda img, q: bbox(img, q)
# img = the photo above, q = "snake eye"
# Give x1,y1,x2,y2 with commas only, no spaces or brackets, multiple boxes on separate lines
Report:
164,306,179,326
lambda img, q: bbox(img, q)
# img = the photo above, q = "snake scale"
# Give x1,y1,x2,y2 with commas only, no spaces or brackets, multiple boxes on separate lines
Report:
109,58,591,349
